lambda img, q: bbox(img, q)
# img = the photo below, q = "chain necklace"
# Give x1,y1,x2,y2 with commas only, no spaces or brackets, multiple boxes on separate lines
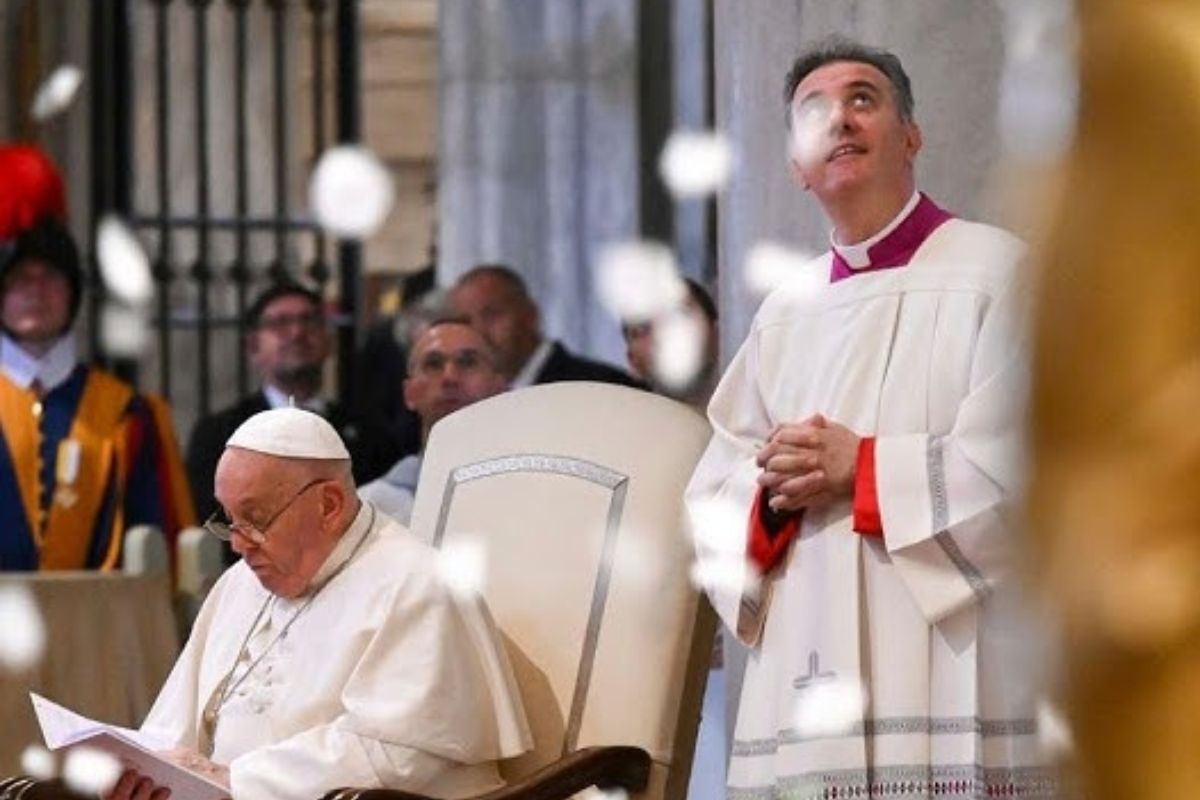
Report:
197,505,375,758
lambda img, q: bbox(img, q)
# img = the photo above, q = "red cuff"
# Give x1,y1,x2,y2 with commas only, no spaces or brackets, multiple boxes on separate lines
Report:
746,488,801,574
852,437,883,536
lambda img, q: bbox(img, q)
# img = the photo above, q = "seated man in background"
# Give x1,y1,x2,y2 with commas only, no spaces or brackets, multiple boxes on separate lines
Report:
186,281,400,529
0,143,193,570
124,407,530,800
360,318,508,525
450,264,642,389
622,277,719,410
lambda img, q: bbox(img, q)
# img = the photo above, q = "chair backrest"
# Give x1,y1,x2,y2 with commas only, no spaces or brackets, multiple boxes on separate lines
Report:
122,525,169,576
175,525,225,632
410,383,716,800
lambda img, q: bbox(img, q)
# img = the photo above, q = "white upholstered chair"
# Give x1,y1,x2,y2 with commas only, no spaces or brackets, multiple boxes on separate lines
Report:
329,381,717,800
174,524,226,632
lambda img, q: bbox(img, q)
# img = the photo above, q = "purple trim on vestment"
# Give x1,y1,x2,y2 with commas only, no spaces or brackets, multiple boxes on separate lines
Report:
829,194,954,283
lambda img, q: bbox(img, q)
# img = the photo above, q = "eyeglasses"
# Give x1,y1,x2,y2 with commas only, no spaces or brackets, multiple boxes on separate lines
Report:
412,349,488,377
255,311,324,334
204,478,326,542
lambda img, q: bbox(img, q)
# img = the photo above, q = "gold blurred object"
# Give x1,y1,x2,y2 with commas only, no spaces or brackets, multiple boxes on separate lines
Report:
1029,2,1200,798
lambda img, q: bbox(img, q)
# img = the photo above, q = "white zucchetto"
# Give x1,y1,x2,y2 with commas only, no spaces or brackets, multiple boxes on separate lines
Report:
225,407,351,460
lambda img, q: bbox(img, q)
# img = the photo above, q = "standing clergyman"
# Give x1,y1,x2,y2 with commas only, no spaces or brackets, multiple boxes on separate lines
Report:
687,38,1054,799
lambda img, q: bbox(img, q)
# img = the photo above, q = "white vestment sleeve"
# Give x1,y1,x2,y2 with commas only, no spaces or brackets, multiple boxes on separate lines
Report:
876,277,1027,624
686,327,773,645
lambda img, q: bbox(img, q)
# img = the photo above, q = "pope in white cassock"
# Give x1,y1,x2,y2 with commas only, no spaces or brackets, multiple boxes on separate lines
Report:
687,38,1058,799
111,407,530,800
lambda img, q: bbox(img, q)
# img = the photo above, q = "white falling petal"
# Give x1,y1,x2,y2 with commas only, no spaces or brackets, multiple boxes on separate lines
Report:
100,303,150,358
31,65,84,122
62,747,121,796
580,787,629,800
309,145,395,239
793,677,866,739
789,94,833,172
96,216,153,306
1036,699,1075,759
595,241,686,322
21,745,56,780
652,308,705,391
744,240,819,298
437,537,487,602
658,130,734,199
688,497,746,557
0,585,46,671
688,557,762,599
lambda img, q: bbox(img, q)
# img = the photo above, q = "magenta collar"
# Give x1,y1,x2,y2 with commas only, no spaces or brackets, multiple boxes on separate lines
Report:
829,194,953,283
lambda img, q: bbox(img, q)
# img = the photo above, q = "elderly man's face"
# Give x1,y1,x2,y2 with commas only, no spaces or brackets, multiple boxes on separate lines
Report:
449,275,540,380
214,448,337,598
788,60,921,205
1,259,72,344
405,322,506,432
247,294,330,389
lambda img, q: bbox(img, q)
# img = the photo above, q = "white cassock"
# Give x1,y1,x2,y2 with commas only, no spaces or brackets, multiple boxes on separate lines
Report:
687,218,1057,799
142,502,531,800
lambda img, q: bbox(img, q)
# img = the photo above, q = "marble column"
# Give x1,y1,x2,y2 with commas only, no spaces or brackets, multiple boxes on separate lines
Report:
438,0,641,367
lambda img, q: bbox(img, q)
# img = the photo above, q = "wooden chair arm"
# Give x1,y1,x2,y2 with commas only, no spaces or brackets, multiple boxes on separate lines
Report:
319,745,652,800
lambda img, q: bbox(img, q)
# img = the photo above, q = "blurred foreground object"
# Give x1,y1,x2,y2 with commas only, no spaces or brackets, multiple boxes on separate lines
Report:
1029,2,1200,798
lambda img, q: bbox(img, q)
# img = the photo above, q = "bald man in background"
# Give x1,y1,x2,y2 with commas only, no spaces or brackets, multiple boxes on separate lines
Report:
360,319,508,525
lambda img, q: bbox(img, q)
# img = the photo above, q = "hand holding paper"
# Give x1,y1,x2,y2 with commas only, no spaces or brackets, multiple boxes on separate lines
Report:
30,694,229,800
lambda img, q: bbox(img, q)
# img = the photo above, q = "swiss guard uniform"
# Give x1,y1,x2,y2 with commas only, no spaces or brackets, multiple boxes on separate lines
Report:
0,144,194,570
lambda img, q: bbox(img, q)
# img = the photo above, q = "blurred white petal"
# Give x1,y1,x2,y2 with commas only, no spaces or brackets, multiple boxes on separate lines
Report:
789,95,833,172
652,309,705,391
615,532,672,590
1036,699,1074,758
100,303,150,358
659,130,734,199
21,745,56,780
744,240,819,297
31,65,84,122
688,557,761,599
595,241,685,322
580,788,628,800
0,585,46,671
62,747,121,795
437,536,487,601
309,145,395,239
793,677,865,738
688,497,746,557
96,216,153,306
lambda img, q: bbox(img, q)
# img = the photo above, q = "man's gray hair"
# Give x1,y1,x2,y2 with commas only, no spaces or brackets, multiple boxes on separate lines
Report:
782,36,915,126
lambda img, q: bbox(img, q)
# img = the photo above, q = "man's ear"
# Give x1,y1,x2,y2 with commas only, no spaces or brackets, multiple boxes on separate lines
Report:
320,481,346,526
905,122,923,164
402,377,416,412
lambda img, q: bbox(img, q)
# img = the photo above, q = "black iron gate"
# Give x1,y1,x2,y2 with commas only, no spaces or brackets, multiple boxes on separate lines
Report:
88,0,363,417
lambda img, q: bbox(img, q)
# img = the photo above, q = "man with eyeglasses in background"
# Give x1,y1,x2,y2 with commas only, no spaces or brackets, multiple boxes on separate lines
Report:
110,406,530,800
359,317,508,525
186,282,401,553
